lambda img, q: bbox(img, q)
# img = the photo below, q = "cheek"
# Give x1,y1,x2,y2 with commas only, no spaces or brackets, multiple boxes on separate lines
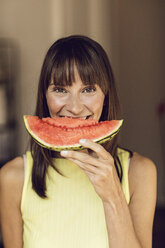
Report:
85,95,104,115
46,95,65,116
94,99,104,113
95,95,105,117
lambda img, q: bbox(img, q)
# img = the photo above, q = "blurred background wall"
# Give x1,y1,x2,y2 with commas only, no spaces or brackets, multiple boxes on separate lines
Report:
0,0,164,207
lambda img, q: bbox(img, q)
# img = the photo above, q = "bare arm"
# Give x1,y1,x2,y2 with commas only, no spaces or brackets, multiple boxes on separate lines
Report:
103,153,157,248
128,153,157,247
0,157,24,248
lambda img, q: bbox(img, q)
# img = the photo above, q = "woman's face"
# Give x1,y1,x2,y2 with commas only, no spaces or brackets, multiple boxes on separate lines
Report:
46,68,105,120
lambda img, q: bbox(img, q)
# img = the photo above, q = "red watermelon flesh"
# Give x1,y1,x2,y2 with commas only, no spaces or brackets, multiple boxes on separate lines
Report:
42,116,98,128
24,115,123,151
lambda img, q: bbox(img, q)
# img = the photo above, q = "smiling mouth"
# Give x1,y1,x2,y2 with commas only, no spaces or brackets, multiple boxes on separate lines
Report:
58,115,91,119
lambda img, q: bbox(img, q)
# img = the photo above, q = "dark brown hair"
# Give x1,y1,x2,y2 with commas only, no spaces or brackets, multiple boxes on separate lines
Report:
30,35,122,198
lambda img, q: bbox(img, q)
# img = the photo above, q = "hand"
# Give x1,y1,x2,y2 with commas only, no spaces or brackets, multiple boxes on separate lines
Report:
60,139,121,203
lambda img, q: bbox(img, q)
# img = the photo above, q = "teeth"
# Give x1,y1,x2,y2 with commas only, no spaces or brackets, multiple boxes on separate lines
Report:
59,116,89,119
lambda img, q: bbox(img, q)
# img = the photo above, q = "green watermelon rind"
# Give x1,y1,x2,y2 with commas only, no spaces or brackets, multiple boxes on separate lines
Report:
24,116,123,151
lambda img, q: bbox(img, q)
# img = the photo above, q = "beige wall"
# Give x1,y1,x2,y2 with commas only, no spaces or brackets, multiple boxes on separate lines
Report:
0,0,53,152
50,0,112,54
0,0,164,205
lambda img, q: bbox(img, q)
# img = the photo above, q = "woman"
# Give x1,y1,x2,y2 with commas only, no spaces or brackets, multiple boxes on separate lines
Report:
0,35,157,248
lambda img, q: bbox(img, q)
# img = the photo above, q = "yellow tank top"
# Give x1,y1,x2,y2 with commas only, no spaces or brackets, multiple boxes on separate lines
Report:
21,148,130,248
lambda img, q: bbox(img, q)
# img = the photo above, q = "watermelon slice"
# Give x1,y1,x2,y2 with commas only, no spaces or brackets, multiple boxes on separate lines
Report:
24,115,123,151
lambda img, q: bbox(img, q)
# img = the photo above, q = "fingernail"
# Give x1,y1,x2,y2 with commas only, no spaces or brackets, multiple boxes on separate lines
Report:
79,139,86,144
60,150,68,156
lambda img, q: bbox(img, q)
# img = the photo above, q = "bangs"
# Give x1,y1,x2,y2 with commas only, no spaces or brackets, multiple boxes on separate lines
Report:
50,42,108,94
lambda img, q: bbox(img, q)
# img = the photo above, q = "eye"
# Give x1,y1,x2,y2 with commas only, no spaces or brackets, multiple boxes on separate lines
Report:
82,86,96,93
52,87,67,93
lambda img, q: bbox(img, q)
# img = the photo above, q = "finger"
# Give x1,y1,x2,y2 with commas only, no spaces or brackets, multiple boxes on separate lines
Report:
79,139,113,161
60,150,101,168
67,158,98,174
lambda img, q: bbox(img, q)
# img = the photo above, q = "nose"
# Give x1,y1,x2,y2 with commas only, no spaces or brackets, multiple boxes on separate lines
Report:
66,95,84,115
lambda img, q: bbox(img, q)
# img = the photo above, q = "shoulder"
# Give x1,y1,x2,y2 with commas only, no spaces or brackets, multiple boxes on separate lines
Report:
0,158,24,247
0,156,24,185
0,156,24,207
129,152,157,200
129,152,157,183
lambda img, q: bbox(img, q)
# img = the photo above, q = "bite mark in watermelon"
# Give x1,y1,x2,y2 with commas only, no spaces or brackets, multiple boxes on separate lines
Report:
24,115,123,151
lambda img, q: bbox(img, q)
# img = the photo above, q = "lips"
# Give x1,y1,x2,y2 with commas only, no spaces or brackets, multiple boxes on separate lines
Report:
58,115,91,119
